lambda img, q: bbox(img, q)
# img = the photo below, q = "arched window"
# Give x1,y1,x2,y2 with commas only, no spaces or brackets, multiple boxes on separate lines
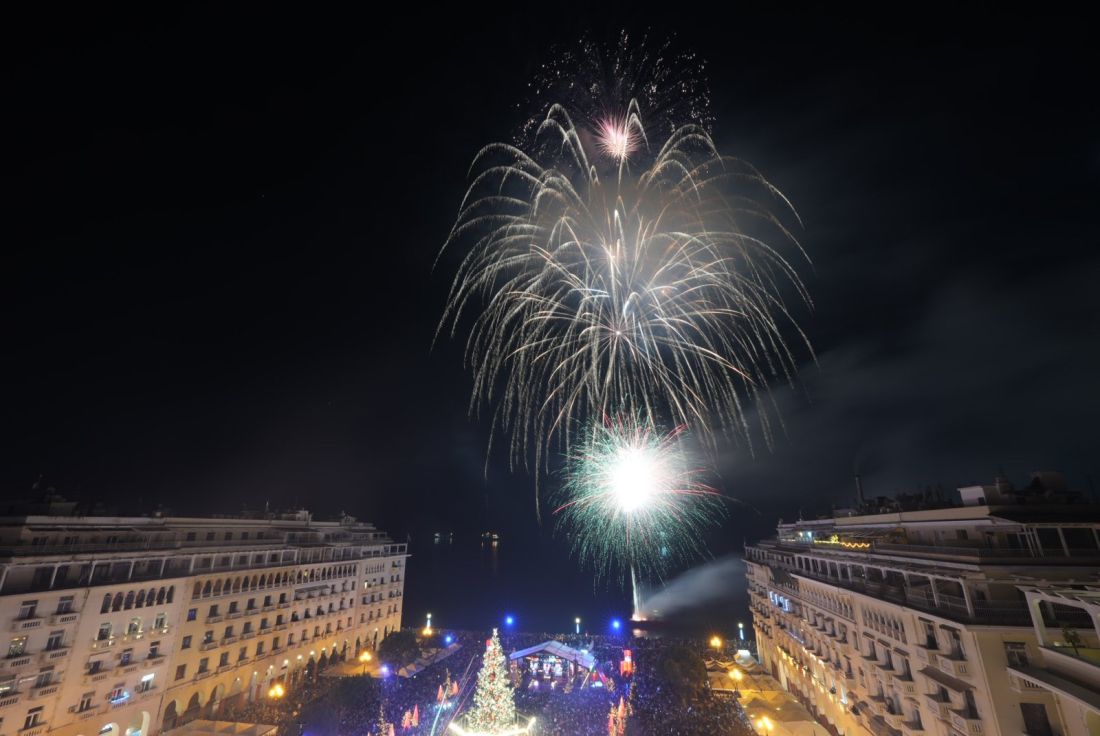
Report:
123,591,135,610
166,586,174,603
102,594,112,613
112,593,124,612
213,580,222,595
202,581,212,597
158,588,167,605
135,590,146,608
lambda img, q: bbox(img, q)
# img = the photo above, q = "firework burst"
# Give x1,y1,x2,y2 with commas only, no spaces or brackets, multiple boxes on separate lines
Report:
438,96,811,479
554,416,723,605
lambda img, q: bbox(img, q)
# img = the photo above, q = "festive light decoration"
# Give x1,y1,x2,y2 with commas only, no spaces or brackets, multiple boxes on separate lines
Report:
450,629,527,735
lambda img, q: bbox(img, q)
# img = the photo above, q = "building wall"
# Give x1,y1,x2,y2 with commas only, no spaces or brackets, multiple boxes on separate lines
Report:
0,516,406,736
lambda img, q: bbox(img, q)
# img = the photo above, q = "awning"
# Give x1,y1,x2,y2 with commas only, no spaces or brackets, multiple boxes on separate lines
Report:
508,641,596,670
919,666,972,692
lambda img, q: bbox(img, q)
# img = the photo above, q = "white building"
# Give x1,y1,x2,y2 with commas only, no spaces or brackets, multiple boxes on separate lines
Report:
745,472,1100,736
0,505,407,736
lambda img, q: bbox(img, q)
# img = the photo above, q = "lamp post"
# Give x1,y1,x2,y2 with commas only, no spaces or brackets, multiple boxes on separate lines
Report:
575,617,581,635
729,668,743,699
710,636,723,652
739,622,745,641
756,715,773,736
359,650,372,676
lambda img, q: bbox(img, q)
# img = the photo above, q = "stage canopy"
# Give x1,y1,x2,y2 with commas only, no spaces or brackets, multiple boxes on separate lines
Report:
509,641,596,670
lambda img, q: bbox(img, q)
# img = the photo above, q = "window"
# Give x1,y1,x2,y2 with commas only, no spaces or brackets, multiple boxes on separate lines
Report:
197,658,209,673
57,597,74,614
219,652,229,667
186,532,196,542
242,532,249,540
187,608,197,622
208,605,219,617
273,637,280,649
23,706,44,729
242,623,253,634
174,664,187,681
206,532,215,541
127,618,141,636
1020,703,1054,736
8,636,28,657
228,602,238,614
1005,642,1029,668
181,635,192,650
154,613,166,630
224,626,234,639
18,601,38,620
45,631,63,651
79,692,94,712
238,646,247,661
137,673,154,693
225,532,233,540
203,631,213,644
0,675,16,694
34,668,53,688
255,642,264,655
119,648,132,666
261,618,269,630
149,641,160,658
87,660,102,675
96,623,111,641
264,595,272,607
107,686,125,702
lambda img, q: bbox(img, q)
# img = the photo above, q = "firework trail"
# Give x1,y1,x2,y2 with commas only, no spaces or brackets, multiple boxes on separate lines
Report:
554,415,724,614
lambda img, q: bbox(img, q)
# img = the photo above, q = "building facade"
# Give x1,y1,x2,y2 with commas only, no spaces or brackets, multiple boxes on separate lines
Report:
745,473,1100,736
0,509,407,736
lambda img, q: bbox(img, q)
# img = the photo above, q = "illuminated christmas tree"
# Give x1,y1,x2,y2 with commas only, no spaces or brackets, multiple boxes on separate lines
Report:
465,629,517,732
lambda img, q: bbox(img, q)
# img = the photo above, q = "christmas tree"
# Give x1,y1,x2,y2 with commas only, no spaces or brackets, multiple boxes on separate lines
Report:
464,629,517,732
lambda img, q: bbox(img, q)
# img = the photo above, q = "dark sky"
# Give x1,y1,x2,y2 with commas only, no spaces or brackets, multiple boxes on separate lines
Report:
4,9,1098,556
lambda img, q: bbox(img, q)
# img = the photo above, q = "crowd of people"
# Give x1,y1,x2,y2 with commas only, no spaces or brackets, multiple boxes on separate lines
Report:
214,628,756,736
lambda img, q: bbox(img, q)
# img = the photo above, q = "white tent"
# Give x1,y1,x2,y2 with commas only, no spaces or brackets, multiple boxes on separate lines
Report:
508,641,596,670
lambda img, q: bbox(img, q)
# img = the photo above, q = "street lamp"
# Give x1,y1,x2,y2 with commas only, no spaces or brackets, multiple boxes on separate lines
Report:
267,683,285,699
358,650,372,675
738,622,745,641
710,636,723,651
575,617,581,635
756,716,772,736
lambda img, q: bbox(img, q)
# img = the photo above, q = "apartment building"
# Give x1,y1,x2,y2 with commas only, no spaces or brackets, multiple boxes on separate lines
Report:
0,505,407,736
745,472,1100,736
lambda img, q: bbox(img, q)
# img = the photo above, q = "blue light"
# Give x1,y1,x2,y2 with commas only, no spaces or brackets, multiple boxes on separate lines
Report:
444,635,454,645
505,615,515,626
380,665,390,677
611,619,622,631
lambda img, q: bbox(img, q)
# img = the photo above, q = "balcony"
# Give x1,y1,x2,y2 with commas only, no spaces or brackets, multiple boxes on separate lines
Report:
935,652,970,678
31,684,59,699
39,647,70,663
924,693,951,720
195,669,213,680
0,692,22,708
222,636,238,645
4,655,32,669
90,638,116,651
950,709,983,735
227,611,243,620
10,617,43,633
216,664,233,674
206,614,224,624
83,671,110,684
49,613,79,626
199,641,218,652
241,631,255,640
19,724,46,736
892,672,917,696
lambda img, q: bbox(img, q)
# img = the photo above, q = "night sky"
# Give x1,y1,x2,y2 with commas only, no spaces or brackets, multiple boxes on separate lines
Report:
5,9,1098,560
